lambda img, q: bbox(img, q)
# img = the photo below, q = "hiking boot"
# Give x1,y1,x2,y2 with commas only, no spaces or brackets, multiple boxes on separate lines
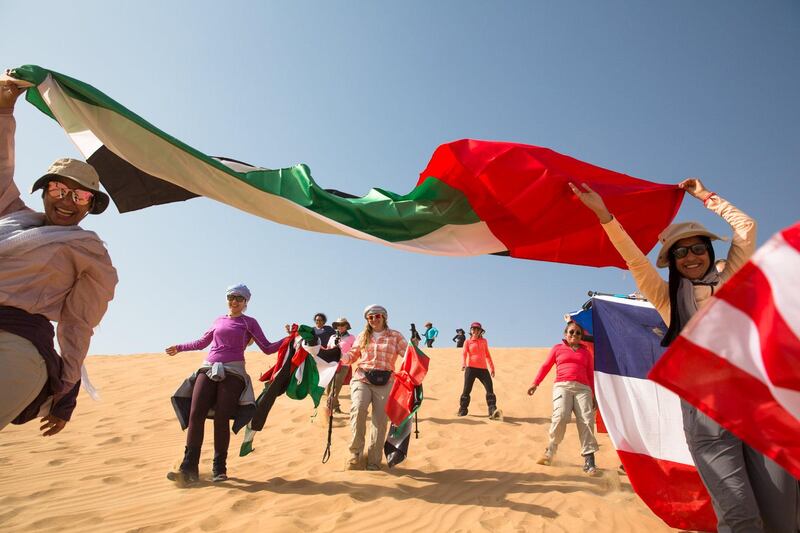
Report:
366,463,380,471
212,452,227,482
333,407,343,415
168,446,201,485
458,394,470,417
583,453,598,475
486,393,498,417
536,454,552,466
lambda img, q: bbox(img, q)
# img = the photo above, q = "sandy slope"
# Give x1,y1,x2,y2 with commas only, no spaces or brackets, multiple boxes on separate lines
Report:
0,347,678,532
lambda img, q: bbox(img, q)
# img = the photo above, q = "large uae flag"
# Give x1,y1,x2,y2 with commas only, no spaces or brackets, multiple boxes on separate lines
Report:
10,65,683,269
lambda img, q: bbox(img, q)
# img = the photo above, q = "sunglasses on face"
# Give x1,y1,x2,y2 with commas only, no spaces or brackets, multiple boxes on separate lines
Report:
47,181,94,206
226,295,246,303
367,314,384,320
566,330,582,336
672,243,708,259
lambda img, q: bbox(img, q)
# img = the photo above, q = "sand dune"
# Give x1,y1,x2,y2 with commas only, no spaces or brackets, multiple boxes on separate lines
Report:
0,347,678,532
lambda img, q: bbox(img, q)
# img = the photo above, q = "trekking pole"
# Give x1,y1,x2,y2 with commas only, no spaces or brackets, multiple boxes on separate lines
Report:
321,390,335,463
414,411,419,439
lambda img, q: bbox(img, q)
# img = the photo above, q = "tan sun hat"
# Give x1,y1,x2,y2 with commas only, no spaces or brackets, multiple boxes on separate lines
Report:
31,158,110,214
332,317,351,330
655,221,725,268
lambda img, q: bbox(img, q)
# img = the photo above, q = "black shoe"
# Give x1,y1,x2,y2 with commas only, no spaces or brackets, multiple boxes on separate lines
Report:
583,453,598,475
169,445,201,485
212,451,227,482
457,408,468,417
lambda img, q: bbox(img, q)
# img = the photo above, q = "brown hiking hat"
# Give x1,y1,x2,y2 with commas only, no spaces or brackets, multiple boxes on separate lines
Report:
655,221,725,268
31,158,110,214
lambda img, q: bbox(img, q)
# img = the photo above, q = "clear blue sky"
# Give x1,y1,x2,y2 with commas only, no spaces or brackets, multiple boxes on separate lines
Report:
2,1,798,354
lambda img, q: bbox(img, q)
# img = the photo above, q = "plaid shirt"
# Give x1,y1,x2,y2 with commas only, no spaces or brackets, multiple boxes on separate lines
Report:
342,328,408,382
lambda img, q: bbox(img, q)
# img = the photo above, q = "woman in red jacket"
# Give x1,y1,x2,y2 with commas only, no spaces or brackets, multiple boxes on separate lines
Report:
458,322,499,418
528,321,599,475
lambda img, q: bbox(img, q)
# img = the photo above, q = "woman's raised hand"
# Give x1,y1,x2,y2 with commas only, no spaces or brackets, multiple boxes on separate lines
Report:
678,178,710,201
569,182,612,224
165,345,178,356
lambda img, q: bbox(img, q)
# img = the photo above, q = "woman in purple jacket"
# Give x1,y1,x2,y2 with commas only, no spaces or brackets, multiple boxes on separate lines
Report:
165,284,283,484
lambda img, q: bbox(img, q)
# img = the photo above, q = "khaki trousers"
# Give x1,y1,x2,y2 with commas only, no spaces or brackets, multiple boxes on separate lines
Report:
349,378,392,466
0,331,48,430
546,380,598,458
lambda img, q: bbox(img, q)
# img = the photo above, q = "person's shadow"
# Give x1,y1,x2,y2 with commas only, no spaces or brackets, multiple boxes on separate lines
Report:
220,467,620,517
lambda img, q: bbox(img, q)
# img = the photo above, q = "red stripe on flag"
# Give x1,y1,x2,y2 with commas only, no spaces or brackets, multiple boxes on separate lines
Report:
650,335,800,479
616,449,716,532
780,221,800,250
418,140,684,268
715,261,800,392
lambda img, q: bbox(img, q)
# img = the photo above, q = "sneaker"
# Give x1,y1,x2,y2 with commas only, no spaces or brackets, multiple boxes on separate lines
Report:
366,464,380,471
536,455,552,466
211,472,228,482
348,454,360,466
457,409,468,417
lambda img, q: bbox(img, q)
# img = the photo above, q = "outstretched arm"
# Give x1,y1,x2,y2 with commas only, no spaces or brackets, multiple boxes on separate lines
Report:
0,78,26,217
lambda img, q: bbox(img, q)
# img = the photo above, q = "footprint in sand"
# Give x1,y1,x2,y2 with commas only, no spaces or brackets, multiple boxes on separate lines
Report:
102,475,123,484
99,436,123,445
104,457,133,465
47,458,68,466
231,498,258,512
425,441,441,450
199,516,221,531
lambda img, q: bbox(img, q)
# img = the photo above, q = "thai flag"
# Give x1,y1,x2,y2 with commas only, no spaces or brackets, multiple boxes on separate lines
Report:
650,222,800,480
591,295,716,532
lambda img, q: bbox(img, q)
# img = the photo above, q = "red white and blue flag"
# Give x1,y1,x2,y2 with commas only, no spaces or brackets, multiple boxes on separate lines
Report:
591,295,716,532
650,222,800,480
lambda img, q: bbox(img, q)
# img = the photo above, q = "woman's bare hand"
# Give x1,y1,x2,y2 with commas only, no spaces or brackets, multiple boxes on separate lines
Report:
569,182,612,224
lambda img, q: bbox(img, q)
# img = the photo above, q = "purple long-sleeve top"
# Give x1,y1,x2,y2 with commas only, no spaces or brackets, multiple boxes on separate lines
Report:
175,315,284,363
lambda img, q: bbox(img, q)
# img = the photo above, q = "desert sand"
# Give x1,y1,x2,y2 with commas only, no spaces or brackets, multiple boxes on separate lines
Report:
0,347,679,532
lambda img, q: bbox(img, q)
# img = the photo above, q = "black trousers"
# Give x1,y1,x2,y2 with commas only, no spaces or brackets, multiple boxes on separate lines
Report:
461,367,494,396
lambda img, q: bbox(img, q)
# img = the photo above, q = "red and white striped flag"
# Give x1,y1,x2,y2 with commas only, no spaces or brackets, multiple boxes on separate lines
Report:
650,222,800,479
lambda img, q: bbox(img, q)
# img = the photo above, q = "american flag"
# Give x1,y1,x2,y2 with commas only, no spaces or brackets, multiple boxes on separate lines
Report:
650,222,800,479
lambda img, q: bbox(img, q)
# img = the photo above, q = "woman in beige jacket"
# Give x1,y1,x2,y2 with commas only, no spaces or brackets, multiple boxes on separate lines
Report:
572,178,797,533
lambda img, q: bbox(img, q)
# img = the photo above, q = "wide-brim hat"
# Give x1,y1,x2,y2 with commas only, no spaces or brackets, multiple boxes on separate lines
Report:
332,317,351,330
656,221,725,268
470,321,485,333
31,158,110,215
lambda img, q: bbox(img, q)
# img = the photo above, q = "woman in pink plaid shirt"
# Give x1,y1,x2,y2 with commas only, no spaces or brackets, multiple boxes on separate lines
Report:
339,304,408,471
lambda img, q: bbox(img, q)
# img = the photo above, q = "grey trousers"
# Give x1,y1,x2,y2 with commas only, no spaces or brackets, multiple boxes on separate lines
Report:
546,381,599,458
349,378,392,467
682,400,800,533
0,331,48,430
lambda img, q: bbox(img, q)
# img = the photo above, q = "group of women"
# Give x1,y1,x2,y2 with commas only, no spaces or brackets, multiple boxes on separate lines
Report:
162,176,799,532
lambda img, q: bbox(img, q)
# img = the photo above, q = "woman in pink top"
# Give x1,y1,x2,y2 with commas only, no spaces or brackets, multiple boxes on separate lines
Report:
458,322,499,418
528,321,599,475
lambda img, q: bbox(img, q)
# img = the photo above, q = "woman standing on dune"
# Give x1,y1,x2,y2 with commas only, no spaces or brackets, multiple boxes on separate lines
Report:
165,284,283,484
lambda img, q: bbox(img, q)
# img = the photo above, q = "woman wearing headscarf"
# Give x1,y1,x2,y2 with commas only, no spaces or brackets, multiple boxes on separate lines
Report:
339,305,408,471
528,321,598,475
572,178,798,532
166,284,284,484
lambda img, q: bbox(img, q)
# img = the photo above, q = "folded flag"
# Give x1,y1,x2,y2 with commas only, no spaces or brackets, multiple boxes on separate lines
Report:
650,222,800,479
592,295,716,532
383,345,430,467
10,64,682,269
240,325,339,456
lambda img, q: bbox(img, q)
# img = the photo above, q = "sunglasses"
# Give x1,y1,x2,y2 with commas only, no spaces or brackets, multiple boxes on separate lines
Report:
47,181,94,206
566,329,582,336
672,243,708,259
367,314,384,320
226,295,246,302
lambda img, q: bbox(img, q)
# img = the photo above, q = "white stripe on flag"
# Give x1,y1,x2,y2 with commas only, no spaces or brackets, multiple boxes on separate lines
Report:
595,372,694,465
752,232,800,335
